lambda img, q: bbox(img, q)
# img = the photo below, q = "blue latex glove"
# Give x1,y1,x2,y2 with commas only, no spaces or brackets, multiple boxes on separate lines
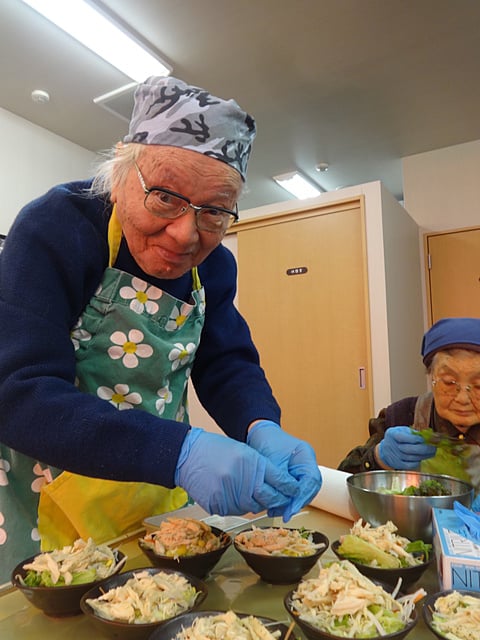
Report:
454,500,480,541
472,494,480,513
377,426,436,470
174,427,300,516
247,420,322,522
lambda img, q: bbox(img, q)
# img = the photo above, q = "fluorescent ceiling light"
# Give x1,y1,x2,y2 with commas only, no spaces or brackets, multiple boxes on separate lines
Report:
273,171,322,199
20,0,171,82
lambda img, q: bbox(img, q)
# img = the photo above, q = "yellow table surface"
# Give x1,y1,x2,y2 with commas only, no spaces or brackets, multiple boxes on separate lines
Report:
0,507,440,639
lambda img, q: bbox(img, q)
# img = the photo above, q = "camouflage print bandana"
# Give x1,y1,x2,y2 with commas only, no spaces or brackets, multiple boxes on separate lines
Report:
123,76,256,181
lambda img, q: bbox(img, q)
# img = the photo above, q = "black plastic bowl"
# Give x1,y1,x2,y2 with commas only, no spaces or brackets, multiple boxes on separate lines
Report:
330,539,433,589
422,589,480,639
234,527,329,584
80,567,208,640
148,610,291,640
284,585,418,640
11,550,125,617
138,525,231,579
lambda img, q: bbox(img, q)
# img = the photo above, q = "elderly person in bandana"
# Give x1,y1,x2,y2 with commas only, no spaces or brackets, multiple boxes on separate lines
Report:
339,317,480,507
0,76,321,580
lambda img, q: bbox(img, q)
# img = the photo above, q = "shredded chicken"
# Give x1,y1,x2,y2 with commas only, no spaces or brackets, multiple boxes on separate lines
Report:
21,538,126,586
85,570,200,624
346,519,425,567
289,560,425,637
140,518,222,559
174,610,282,639
430,591,480,640
235,526,324,557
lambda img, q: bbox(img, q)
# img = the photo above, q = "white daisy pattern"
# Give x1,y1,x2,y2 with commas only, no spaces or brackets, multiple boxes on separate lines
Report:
108,329,154,369
0,512,6,545
31,463,53,493
120,277,163,315
0,458,10,487
176,404,186,422
70,317,92,351
196,288,206,316
168,342,196,371
97,384,142,410
165,303,192,332
155,384,173,415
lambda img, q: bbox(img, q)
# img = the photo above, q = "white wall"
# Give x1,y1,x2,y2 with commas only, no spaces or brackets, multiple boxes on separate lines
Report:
0,107,97,234
402,139,480,232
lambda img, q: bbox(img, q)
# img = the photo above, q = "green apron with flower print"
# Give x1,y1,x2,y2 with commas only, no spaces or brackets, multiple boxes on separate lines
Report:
38,208,205,549
0,208,204,581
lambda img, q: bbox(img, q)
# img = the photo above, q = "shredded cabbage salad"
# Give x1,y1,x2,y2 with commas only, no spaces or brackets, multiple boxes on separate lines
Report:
289,560,424,638
85,570,200,624
430,591,480,640
174,610,282,639
20,537,126,587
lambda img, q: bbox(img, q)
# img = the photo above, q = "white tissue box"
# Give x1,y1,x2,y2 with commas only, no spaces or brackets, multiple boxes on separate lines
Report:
432,507,480,592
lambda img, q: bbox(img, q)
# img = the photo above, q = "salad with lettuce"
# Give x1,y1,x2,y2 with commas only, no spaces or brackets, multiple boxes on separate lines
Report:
20,537,126,587
337,519,431,569
289,559,424,637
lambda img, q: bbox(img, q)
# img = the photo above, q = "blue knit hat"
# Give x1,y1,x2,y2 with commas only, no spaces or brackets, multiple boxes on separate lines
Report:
123,76,256,181
421,317,480,365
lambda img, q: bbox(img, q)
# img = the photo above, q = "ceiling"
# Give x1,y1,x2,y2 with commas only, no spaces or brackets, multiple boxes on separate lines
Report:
2,0,480,211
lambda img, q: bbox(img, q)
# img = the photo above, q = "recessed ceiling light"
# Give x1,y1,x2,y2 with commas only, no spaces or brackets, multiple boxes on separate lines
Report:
273,171,322,199
20,0,171,82
31,89,50,103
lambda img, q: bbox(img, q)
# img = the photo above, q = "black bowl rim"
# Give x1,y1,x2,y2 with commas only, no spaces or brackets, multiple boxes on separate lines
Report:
138,525,232,560
233,526,330,560
346,470,474,497
422,588,480,637
284,587,418,640
148,610,291,640
79,566,208,628
330,539,433,574
11,549,126,592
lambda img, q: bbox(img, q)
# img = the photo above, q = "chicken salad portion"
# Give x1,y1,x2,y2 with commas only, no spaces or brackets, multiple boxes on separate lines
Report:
430,590,480,640
234,526,325,557
173,610,282,639
20,537,126,587
337,519,431,569
140,518,222,559
289,560,425,637
85,570,201,624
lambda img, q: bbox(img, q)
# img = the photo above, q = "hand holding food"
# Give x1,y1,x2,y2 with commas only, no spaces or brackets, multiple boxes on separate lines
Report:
247,420,322,520
174,427,299,516
377,426,436,470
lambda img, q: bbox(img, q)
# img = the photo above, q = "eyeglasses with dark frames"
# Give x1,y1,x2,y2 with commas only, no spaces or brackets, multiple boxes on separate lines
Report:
134,162,238,233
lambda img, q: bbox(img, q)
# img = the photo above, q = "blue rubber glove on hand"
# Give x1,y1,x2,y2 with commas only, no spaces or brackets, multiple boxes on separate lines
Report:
247,420,322,522
377,426,436,470
472,494,480,513
174,427,300,516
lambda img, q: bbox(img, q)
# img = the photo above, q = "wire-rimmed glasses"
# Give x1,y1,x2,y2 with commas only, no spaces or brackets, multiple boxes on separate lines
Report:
135,162,238,233
432,376,480,401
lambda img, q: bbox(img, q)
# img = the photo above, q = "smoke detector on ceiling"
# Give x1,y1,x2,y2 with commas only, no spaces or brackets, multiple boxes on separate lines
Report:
93,82,138,122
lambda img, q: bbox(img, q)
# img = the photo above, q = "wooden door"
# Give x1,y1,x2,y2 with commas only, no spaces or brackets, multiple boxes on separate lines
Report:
425,226,480,324
236,203,372,468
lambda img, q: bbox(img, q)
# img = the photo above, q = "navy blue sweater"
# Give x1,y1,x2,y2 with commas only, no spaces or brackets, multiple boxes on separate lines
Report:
0,180,280,488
